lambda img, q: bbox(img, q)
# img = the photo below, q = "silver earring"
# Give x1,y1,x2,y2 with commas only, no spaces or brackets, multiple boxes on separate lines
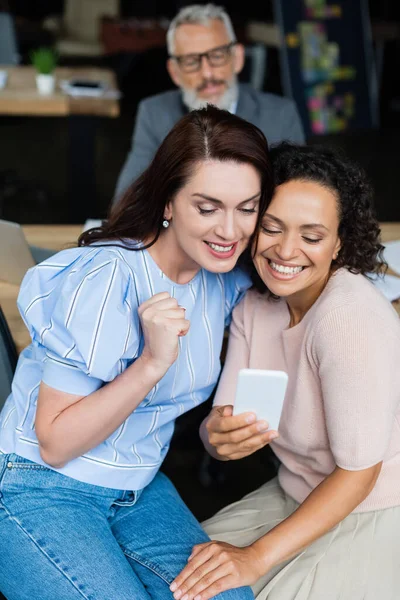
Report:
162,219,170,229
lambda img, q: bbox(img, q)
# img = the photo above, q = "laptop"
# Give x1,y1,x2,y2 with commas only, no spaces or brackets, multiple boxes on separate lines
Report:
0,219,55,285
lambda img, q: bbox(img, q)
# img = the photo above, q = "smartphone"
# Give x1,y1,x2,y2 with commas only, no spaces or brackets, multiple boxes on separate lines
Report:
69,80,103,89
64,79,107,97
233,368,288,431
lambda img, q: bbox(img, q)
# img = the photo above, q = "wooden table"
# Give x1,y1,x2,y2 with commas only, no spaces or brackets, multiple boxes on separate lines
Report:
0,66,119,117
1,223,399,354
0,66,120,221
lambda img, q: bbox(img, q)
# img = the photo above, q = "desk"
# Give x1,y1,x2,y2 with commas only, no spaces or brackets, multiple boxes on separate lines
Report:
0,66,119,117
0,66,120,221
1,223,399,354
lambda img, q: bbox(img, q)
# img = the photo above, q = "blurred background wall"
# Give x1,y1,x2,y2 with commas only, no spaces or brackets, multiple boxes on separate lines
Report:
0,0,399,225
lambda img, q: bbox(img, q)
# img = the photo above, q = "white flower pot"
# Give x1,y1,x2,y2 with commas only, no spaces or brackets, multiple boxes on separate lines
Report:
36,73,55,95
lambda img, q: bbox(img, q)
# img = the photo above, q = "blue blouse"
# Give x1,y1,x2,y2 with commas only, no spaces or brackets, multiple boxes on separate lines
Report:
0,244,250,490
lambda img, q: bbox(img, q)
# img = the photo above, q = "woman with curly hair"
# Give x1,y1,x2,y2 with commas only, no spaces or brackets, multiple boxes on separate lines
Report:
170,142,400,600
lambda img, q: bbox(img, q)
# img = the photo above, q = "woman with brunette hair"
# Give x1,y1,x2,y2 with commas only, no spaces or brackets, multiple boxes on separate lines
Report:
171,143,400,600
0,105,273,600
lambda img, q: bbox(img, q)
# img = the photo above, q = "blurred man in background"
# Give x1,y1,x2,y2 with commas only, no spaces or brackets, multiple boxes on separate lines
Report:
113,3,305,202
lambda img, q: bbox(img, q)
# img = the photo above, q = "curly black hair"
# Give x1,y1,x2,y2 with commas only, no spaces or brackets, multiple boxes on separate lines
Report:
268,142,386,275
243,141,387,295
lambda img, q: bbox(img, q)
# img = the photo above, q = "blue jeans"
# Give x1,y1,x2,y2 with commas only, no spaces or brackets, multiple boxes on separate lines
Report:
0,453,254,600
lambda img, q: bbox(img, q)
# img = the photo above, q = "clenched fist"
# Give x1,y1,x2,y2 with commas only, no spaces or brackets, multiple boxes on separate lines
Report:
138,292,190,375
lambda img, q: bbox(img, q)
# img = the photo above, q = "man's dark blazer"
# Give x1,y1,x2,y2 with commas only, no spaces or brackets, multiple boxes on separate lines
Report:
114,84,305,201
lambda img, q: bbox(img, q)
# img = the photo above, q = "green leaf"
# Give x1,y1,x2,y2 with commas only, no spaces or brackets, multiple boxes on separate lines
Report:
30,47,58,74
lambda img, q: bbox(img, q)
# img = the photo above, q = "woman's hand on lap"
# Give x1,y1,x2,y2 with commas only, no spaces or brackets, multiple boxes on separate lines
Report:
170,541,264,600
138,292,190,374
206,405,279,460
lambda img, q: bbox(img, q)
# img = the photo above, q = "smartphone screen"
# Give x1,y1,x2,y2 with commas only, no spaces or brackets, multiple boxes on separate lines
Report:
233,368,288,431
70,81,102,89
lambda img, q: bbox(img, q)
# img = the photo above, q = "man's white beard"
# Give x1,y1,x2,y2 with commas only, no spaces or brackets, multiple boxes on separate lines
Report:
181,76,239,112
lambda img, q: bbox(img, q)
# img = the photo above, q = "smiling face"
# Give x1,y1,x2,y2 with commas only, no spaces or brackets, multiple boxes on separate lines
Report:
253,179,341,314
167,19,244,110
162,159,261,276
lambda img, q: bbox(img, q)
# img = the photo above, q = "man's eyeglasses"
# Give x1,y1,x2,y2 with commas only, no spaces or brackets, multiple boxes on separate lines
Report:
171,42,237,73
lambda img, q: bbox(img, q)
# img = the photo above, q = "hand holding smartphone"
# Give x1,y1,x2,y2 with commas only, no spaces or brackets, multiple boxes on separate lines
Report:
233,368,288,431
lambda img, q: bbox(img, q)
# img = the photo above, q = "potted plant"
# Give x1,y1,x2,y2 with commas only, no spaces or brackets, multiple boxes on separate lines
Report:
30,47,58,95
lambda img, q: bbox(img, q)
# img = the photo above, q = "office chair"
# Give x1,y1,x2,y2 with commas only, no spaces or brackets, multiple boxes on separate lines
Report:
45,0,119,57
244,43,268,91
0,305,18,410
0,12,19,65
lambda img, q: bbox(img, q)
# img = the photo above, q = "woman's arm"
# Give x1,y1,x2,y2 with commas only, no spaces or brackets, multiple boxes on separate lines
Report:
36,292,189,468
170,462,382,600
251,462,382,571
200,296,276,460
36,355,164,468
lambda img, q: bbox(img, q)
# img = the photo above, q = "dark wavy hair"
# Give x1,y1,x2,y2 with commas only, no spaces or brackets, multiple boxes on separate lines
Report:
78,105,273,250
250,142,386,293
